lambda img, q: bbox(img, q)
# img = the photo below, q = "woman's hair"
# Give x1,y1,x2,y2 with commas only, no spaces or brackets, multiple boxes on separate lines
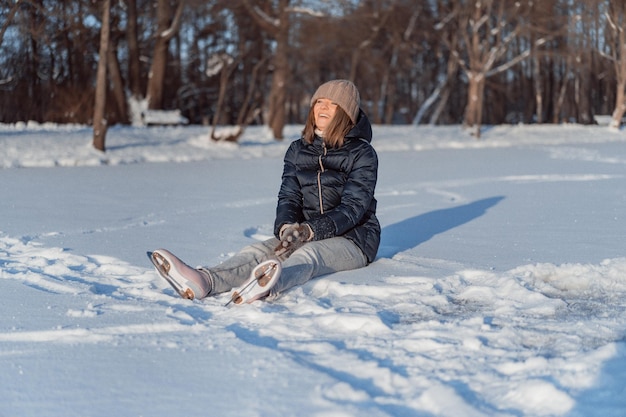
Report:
302,105,354,148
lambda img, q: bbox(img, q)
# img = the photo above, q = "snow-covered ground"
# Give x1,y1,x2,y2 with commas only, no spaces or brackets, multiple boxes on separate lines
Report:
1,122,625,417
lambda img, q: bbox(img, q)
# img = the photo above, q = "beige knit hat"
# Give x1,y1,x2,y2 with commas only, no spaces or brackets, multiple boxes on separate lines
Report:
310,79,360,123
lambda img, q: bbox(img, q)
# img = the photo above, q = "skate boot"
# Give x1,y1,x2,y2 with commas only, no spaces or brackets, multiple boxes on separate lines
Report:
229,259,282,305
148,249,211,300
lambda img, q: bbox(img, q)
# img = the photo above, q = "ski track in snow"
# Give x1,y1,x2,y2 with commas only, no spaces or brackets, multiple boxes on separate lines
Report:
2,230,626,415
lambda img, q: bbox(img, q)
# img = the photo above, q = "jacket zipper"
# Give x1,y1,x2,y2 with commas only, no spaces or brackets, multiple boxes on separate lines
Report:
317,143,327,214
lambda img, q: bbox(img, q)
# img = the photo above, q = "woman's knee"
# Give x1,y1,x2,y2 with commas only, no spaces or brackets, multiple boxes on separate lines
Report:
292,237,367,271
240,238,279,258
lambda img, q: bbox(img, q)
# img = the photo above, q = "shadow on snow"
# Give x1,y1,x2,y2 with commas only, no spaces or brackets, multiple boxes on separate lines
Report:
378,196,505,259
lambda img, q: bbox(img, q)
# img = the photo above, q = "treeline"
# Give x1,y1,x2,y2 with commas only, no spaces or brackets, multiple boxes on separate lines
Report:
2,0,626,139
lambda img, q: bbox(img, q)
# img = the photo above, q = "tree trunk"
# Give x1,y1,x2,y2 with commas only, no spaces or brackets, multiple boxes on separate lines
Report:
464,72,485,138
107,43,128,124
532,52,544,124
146,0,185,110
430,57,459,125
414,51,459,125
576,51,594,124
611,81,626,128
211,54,242,141
28,0,43,121
268,23,289,139
236,56,269,127
610,4,626,128
93,0,111,152
145,0,171,110
553,69,569,124
125,0,142,99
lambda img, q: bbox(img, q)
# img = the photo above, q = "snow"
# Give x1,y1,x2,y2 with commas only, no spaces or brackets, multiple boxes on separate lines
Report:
1,121,626,416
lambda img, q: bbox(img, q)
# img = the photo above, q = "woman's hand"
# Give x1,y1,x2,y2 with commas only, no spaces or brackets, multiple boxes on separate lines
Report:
275,223,313,257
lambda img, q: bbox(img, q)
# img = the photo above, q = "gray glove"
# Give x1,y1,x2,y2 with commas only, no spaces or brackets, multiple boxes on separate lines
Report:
275,223,313,258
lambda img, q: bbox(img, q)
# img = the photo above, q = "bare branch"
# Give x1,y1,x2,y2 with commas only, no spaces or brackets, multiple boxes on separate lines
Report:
0,0,21,47
242,0,280,34
160,0,186,40
285,7,325,18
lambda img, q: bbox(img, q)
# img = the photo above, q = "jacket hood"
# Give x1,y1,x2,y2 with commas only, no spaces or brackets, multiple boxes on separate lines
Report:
345,109,372,144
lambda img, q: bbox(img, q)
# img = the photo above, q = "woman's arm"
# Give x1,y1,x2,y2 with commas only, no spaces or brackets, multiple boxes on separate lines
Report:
274,142,305,237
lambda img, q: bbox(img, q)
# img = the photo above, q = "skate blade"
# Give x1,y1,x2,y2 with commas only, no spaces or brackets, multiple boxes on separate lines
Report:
230,262,280,305
148,251,195,300
255,262,277,286
231,292,244,305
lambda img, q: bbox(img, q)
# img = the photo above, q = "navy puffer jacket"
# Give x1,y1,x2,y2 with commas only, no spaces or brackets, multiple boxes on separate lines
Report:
274,110,380,263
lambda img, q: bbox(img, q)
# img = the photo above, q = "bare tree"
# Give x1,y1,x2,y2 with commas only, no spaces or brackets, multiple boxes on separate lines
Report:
125,0,143,101
449,0,536,137
0,0,21,47
414,2,460,125
208,53,242,141
208,50,269,142
241,0,290,139
347,5,391,84
145,0,186,110
235,56,269,127
241,0,323,139
600,0,626,128
93,0,111,152
524,0,562,124
2,0,626,131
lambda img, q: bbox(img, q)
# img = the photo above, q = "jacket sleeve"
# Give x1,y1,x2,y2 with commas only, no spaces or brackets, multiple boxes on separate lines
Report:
273,142,305,237
306,141,378,240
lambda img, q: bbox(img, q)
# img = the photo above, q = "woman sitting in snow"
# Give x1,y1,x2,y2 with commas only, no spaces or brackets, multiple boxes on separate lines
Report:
150,79,380,304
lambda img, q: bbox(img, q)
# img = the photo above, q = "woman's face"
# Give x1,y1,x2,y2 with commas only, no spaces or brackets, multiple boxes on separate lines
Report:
313,98,337,132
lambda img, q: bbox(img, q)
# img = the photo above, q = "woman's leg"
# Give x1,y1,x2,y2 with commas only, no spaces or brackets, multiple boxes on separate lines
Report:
267,236,367,299
202,238,279,295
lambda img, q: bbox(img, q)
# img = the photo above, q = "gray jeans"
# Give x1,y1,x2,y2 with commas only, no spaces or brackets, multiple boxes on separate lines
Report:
202,237,368,299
